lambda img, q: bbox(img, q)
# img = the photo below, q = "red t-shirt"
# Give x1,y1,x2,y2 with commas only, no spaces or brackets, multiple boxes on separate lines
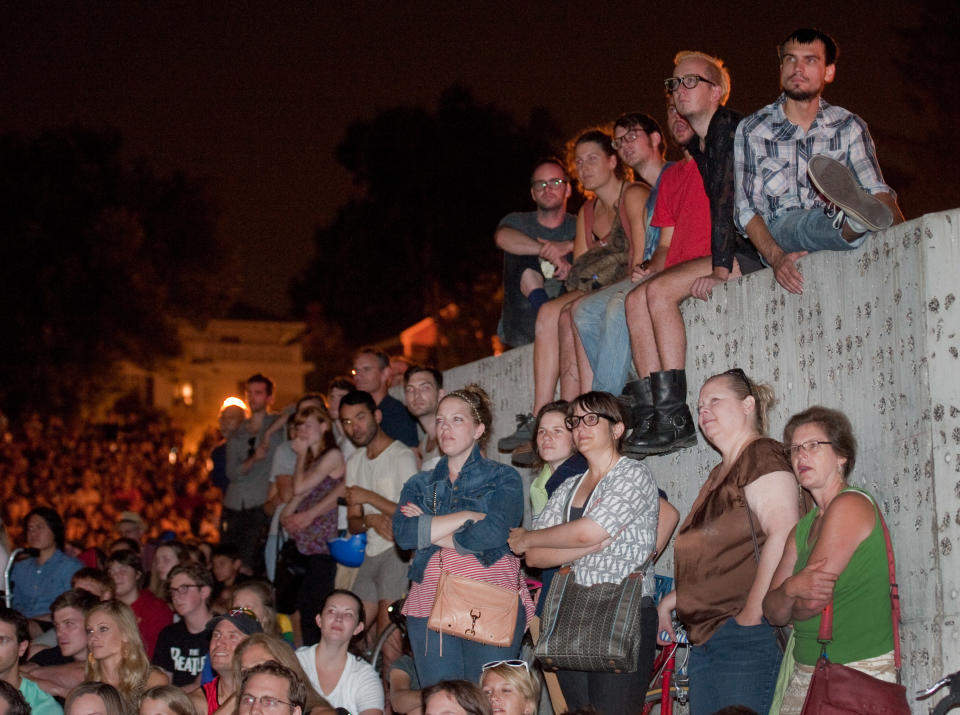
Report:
652,158,712,268
131,588,173,659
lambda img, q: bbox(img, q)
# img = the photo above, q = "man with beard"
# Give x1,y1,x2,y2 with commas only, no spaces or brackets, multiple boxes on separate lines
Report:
734,27,903,295
339,391,417,652
495,158,577,350
402,365,445,470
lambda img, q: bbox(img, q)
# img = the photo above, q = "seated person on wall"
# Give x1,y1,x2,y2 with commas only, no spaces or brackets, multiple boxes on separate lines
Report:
498,129,634,462
210,544,246,615
351,348,419,449
621,50,765,458
494,158,577,350
618,100,712,454
567,112,670,403
734,27,904,297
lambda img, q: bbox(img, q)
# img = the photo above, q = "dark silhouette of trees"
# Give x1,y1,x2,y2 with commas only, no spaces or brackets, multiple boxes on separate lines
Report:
290,86,565,367
0,127,235,418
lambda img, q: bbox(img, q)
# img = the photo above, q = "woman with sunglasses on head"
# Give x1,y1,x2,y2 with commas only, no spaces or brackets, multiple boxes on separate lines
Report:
508,391,660,714
394,385,532,688
479,660,539,715
763,407,897,714
658,369,800,715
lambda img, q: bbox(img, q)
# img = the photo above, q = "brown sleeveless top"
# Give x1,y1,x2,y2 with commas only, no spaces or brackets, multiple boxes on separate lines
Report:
674,437,791,644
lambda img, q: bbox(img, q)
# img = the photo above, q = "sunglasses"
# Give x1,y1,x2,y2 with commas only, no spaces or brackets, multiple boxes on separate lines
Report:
482,659,530,674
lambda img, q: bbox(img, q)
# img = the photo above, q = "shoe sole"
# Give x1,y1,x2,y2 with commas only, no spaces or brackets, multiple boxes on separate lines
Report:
497,436,532,453
622,433,698,457
807,155,893,232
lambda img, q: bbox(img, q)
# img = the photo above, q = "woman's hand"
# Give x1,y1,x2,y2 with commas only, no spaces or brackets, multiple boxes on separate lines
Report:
784,557,837,610
280,511,313,533
290,434,310,456
507,527,528,555
657,597,677,645
399,502,424,518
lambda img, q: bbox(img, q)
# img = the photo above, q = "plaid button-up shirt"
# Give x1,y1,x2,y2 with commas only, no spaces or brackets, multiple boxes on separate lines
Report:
734,94,893,234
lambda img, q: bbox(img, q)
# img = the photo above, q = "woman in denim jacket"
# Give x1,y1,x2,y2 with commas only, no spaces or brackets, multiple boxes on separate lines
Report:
393,384,533,687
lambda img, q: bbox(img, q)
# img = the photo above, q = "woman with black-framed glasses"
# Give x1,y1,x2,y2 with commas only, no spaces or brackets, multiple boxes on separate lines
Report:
659,368,800,715
508,391,660,713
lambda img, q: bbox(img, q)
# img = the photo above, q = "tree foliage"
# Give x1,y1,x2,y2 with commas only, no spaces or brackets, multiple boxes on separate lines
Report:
0,127,235,418
291,86,565,364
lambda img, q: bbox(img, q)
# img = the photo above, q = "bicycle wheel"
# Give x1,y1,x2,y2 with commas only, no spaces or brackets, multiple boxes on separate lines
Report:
933,693,960,715
369,622,398,677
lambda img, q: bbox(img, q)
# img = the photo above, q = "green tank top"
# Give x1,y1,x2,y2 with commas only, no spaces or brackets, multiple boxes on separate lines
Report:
792,487,894,665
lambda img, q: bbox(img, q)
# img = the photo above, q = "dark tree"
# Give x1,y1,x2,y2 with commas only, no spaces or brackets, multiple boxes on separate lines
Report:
291,86,565,366
0,127,235,418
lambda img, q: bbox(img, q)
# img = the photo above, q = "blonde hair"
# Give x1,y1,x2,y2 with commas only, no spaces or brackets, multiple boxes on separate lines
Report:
231,580,281,638
480,663,539,711
139,686,194,715
232,634,331,712
673,50,731,105
85,601,152,709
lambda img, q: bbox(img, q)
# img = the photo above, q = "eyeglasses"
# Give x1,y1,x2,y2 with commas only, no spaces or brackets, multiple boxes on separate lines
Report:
611,129,645,151
482,659,530,673
530,178,567,192
564,412,616,429
664,74,717,93
238,694,295,710
785,440,834,458
169,584,202,595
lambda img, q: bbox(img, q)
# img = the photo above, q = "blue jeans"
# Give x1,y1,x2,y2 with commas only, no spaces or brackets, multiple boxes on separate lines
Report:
687,617,783,715
407,603,527,688
766,208,867,259
573,277,636,394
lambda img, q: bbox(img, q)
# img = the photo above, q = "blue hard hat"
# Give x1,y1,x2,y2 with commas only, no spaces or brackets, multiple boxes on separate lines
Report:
328,532,367,567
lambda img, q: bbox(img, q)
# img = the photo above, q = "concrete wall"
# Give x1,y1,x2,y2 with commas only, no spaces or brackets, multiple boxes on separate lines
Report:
445,209,959,709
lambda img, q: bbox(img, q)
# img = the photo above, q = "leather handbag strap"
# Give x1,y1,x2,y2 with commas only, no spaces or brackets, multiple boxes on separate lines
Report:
816,496,902,673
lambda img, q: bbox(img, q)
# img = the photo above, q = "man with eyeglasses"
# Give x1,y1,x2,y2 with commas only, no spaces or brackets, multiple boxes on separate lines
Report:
152,563,215,689
494,158,577,351
566,112,669,402
237,662,308,715
224,373,284,574
734,27,904,296
619,51,767,457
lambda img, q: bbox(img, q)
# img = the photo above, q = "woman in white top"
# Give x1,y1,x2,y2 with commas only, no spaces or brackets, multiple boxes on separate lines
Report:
294,590,383,715
508,391,660,714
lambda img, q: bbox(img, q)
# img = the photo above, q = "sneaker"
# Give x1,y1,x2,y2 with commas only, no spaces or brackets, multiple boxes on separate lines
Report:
511,444,538,468
807,155,893,232
497,413,535,452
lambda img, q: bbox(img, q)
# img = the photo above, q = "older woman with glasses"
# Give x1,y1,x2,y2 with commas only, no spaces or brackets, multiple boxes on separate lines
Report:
508,391,660,713
657,368,800,715
763,407,898,714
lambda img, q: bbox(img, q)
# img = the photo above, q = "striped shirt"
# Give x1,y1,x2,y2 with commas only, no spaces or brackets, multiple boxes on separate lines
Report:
734,94,893,233
402,548,535,624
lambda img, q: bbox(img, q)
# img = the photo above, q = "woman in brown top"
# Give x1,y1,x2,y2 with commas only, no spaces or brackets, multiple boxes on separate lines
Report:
656,368,799,715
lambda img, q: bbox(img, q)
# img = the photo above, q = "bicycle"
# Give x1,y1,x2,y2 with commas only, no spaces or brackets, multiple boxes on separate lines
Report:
368,597,407,677
918,670,960,714
640,575,690,714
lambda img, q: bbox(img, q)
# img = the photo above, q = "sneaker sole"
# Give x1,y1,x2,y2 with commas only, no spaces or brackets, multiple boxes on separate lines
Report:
622,433,698,457
807,155,893,232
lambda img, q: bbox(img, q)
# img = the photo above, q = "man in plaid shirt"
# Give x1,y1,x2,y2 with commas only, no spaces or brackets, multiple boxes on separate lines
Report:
734,28,904,295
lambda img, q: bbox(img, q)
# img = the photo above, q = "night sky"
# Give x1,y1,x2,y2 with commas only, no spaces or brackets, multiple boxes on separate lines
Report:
3,1,952,317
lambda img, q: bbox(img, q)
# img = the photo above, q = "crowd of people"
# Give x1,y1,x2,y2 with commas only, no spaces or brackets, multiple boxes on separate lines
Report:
0,27,906,715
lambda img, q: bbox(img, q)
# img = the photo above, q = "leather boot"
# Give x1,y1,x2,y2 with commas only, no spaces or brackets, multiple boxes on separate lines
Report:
623,369,697,456
618,377,654,434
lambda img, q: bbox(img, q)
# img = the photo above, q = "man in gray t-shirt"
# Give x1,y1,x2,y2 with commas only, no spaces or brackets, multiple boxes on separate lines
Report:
495,158,577,348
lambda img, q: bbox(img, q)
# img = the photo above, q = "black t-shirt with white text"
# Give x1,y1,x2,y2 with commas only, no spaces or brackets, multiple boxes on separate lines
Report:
151,620,209,687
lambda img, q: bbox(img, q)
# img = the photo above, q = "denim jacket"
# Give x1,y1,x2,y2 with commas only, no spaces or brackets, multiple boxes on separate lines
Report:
393,444,523,583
